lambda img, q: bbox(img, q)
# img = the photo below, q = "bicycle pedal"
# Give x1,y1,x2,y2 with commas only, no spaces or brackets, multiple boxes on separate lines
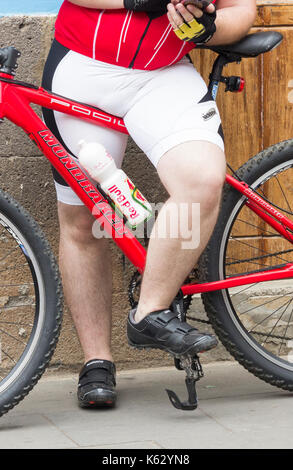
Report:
127,340,151,351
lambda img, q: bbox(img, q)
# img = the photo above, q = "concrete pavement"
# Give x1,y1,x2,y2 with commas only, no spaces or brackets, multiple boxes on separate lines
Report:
0,361,293,449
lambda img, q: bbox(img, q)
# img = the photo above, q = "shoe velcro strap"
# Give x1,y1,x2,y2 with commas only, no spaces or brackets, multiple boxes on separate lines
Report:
79,360,116,385
155,321,198,350
151,310,194,332
153,309,178,326
79,369,115,388
156,318,195,337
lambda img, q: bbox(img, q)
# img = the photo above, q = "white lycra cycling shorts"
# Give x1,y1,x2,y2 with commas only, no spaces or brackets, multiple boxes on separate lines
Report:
42,39,224,205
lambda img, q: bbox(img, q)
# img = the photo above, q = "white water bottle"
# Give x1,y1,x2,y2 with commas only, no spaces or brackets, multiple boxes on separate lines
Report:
78,140,152,227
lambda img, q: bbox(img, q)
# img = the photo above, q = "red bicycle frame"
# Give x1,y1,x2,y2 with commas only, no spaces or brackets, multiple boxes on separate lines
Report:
0,72,293,294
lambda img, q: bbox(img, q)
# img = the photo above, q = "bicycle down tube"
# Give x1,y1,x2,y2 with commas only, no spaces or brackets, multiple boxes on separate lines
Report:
0,75,292,292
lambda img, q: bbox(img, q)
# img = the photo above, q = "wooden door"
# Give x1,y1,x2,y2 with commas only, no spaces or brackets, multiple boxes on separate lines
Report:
190,1,293,273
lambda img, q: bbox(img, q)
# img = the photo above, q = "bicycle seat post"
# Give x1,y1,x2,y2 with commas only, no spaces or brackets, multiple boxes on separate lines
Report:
208,53,243,100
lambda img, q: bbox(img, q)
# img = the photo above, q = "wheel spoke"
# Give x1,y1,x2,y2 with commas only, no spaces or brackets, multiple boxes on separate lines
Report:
0,283,34,288
227,237,291,265
260,298,292,346
226,248,293,267
0,327,28,345
0,320,33,326
235,218,277,236
275,175,292,213
230,282,259,298
0,348,17,365
0,304,35,311
238,291,293,316
0,264,30,274
278,305,293,356
0,246,18,264
247,295,291,333
227,255,281,271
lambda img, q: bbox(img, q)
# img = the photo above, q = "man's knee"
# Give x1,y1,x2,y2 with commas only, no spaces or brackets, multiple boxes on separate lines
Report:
58,202,97,244
157,141,226,206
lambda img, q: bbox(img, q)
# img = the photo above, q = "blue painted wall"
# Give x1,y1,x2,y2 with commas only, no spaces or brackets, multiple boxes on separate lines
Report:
0,1,63,16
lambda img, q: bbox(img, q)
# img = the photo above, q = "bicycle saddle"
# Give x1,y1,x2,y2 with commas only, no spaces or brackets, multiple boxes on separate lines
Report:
198,31,283,58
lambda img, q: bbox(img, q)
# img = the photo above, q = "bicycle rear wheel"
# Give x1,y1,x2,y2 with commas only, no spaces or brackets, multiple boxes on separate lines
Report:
0,189,63,416
199,139,293,389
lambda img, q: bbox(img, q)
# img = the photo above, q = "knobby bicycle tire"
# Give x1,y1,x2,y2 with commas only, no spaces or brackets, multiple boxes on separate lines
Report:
199,139,293,390
0,189,63,416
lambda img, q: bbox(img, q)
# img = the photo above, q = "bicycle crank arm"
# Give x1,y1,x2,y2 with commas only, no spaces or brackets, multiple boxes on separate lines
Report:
166,377,198,411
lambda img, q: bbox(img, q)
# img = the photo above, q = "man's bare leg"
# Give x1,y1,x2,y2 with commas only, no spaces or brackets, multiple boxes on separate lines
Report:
58,202,113,363
135,141,226,321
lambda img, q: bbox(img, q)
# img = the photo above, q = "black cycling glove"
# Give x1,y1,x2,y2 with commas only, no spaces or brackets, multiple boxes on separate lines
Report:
174,4,216,44
124,0,170,13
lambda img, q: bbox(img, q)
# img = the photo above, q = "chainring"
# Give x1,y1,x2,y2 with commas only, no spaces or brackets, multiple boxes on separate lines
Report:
128,270,194,313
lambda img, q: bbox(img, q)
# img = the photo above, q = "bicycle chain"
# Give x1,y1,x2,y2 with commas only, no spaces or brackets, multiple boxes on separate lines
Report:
128,270,211,323
186,315,211,325
128,271,293,339
186,318,293,339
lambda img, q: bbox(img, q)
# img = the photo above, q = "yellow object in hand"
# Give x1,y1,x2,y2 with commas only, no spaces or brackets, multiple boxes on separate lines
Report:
174,18,205,41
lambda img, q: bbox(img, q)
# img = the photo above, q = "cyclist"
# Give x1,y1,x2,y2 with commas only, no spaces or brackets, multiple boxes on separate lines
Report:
42,0,256,408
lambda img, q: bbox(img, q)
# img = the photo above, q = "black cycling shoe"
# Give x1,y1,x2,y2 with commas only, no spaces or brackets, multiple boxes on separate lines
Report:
77,359,116,408
127,308,218,356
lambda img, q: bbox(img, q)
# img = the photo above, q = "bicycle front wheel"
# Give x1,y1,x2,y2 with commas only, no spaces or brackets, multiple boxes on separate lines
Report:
0,189,63,416
199,139,293,390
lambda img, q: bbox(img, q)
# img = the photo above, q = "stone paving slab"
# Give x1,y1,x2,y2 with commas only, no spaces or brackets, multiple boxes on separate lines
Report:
0,361,292,449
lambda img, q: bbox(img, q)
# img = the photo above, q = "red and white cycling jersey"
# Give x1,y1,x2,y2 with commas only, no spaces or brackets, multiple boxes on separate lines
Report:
55,0,217,70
